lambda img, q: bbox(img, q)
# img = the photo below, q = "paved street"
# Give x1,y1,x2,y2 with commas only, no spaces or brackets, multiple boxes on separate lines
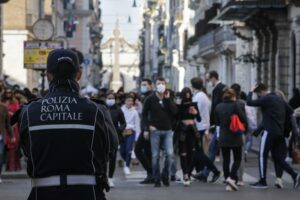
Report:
1,153,299,200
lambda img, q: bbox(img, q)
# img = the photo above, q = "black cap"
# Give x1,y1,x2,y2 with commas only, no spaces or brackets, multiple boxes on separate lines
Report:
47,49,80,76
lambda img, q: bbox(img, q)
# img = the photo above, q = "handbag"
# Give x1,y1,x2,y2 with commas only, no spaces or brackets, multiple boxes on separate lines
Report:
122,129,133,137
229,102,246,133
292,143,300,164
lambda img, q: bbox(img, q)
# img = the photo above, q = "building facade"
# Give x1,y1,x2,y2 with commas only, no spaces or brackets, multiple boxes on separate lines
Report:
139,0,300,97
2,0,40,88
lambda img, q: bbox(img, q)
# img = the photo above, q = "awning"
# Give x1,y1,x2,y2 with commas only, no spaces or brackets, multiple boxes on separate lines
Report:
210,0,287,24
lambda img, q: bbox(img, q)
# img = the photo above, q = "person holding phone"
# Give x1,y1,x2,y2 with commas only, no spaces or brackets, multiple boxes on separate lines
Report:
142,78,178,187
174,87,201,186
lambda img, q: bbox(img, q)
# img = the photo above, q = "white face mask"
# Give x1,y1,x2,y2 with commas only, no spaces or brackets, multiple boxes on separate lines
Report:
175,97,182,105
207,82,214,87
140,85,148,94
106,99,115,107
156,84,166,94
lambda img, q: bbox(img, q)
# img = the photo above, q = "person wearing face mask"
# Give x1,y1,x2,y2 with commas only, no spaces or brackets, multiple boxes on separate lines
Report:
105,93,126,188
174,87,201,186
142,77,178,187
247,83,300,189
120,95,141,175
202,71,226,179
140,79,153,97
135,79,155,184
1,89,21,172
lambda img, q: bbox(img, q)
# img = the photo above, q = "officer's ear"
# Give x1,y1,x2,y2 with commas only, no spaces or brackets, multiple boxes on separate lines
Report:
46,72,54,82
76,68,83,81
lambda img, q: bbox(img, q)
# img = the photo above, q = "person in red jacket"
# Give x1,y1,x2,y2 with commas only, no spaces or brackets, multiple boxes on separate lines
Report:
2,88,21,171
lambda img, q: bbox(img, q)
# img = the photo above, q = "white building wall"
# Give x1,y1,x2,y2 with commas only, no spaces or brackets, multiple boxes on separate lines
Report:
3,30,28,85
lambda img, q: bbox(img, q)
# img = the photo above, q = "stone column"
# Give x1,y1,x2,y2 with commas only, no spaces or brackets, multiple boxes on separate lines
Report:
144,15,151,78
276,22,290,95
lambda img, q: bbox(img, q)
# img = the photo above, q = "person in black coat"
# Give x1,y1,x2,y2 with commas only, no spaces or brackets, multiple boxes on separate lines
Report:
247,83,300,189
135,78,155,184
202,70,226,178
105,92,126,188
215,88,247,191
174,87,200,186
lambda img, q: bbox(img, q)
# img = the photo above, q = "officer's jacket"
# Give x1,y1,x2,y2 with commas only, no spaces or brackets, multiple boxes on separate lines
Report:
18,79,118,178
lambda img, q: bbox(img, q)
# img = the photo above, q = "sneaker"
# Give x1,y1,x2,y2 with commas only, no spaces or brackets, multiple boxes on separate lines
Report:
215,156,221,162
294,173,300,189
154,180,161,188
226,177,238,191
175,178,182,184
209,172,222,184
285,157,293,163
140,176,154,184
108,178,115,188
161,176,170,187
183,179,191,187
123,166,131,175
226,184,234,191
274,178,283,189
250,180,269,189
192,173,207,183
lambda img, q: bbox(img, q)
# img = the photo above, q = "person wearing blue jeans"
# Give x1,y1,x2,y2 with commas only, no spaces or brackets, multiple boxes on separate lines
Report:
120,133,136,168
150,130,174,186
121,95,141,175
202,131,218,178
142,78,178,187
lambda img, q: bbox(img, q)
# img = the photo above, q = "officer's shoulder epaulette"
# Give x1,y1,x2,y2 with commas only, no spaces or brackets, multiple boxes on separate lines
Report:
90,98,106,106
24,97,41,105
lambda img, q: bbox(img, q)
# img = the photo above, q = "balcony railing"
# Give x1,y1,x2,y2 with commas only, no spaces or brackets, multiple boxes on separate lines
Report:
198,27,236,52
225,0,287,8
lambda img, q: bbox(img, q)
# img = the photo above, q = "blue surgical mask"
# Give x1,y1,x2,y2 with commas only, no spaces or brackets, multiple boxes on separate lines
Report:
141,86,148,94
106,99,115,107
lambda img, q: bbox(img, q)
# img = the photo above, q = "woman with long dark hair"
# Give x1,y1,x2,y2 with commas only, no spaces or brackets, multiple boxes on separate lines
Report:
174,87,200,186
1,88,21,172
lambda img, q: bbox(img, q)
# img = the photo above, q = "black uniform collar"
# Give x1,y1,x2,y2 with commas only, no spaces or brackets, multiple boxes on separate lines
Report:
49,79,80,94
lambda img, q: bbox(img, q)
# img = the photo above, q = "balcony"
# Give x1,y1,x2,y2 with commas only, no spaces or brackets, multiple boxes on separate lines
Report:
211,0,287,23
198,26,236,56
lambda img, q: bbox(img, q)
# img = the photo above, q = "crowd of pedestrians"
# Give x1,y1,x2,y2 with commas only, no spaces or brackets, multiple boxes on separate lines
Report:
1,69,300,192
0,79,42,183
100,71,300,192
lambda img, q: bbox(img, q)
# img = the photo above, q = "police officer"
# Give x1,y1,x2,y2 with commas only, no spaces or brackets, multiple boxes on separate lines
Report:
18,49,118,200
